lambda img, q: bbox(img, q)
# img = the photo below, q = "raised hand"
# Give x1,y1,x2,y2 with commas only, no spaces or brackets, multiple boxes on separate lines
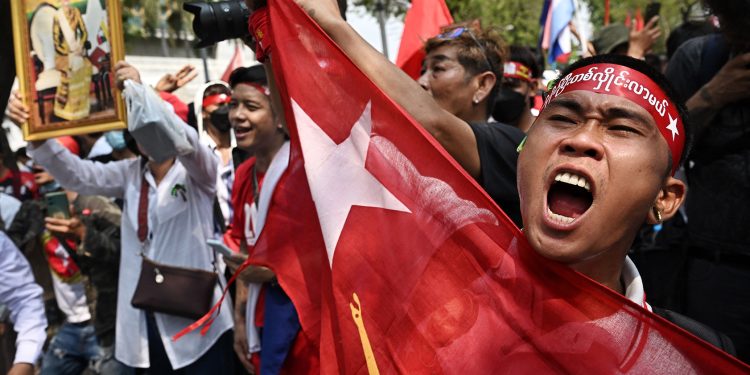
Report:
5,90,30,126
114,61,142,90
154,65,199,93
628,16,661,59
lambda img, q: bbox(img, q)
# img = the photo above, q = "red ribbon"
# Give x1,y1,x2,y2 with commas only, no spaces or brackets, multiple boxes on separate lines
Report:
249,7,271,63
202,94,231,108
172,257,253,341
543,63,684,175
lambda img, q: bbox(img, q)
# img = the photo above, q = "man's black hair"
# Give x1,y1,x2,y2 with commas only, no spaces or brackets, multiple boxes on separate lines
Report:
509,45,542,79
204,83,231,98
551,54,692,172
228,65,267,88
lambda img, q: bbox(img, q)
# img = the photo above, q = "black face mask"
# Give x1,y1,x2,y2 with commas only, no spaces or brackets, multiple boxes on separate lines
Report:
492,87,528,125
209,106,232,133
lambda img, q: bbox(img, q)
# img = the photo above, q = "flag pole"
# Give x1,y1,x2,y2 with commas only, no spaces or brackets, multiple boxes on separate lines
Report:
604,0,610,25
375,0,389,59
200,48,211,83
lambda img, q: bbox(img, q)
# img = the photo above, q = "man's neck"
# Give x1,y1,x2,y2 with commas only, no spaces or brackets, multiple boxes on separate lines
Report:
206,124,231,149
569,255,625,295
253,137,286,174
147,158,175,186
462,104,489,124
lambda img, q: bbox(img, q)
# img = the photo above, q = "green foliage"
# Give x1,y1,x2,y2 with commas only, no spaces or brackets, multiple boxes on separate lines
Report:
445,0,543,46
353,0,701,52
122,0,193,40
582,0,700,35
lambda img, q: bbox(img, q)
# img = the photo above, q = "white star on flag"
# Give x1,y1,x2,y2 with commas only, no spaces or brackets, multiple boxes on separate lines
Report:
666,113,679,141
293,99,411,267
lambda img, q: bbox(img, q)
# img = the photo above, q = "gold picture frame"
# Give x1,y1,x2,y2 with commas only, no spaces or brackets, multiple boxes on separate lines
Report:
11,0,126,141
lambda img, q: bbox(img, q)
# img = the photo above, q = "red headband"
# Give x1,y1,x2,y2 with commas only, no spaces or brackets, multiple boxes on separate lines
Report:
249,7,271,63
235,82,270,96
202,94,231,108
504,61,532,82
544,63,684,175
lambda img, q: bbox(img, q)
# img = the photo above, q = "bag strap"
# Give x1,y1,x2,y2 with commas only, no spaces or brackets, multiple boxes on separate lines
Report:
137,172,149,243
213,197,226,234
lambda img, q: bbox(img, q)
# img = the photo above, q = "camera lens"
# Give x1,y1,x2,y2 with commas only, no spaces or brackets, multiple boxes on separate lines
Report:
183,1,251,48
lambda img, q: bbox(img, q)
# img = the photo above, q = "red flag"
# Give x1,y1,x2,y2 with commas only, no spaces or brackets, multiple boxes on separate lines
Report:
251,0,750,373
625,11,632,27
221,42,244,82
395,0,453,79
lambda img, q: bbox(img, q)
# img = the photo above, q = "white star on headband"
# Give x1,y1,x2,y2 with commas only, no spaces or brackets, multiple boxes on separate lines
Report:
666,113,679,141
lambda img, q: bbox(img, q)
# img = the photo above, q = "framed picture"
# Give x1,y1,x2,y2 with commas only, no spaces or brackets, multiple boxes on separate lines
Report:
11,0,126,140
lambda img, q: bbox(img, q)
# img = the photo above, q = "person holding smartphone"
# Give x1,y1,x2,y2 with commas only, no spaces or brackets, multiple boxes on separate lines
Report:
222,65,293,375
7,62,235,373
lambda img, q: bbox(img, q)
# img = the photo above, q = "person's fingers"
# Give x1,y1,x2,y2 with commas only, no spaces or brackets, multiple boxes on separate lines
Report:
45,223,69,233
113,60,130,72
233,336,254,373
176,65,196,78
7,105,30,124
645,15,659,29
176,70,198,88
44,217,68,225
8,92,30,114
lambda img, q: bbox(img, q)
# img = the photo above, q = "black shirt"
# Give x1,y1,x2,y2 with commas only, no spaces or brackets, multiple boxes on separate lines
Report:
468,122,524,227
666,35,750,252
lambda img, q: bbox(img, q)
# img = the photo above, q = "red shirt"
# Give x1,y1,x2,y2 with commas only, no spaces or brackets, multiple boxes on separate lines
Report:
0,169,39,201
229,157,265,248
228,157,268,332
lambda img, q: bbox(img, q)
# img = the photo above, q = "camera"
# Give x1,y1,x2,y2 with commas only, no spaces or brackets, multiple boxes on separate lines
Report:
183,1,251,48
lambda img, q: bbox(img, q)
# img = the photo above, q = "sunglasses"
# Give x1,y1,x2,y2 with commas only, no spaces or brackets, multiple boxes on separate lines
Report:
436,27,495,74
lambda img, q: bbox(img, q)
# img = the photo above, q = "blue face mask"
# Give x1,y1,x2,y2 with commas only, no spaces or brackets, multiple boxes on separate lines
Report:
105,131,127,151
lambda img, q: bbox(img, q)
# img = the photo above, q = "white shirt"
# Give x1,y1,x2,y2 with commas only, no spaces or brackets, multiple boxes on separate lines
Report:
243,141,290,354
0,192,21,230
622,256,651,311
46,237,91,323
29,125,234,370
202,136,234,230
0,232,47,365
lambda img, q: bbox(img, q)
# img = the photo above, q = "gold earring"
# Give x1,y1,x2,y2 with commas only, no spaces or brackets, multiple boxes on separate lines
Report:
653,207,662,224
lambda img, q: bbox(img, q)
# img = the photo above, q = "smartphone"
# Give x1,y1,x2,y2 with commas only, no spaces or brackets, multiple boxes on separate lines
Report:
207,238,236,259
45,191,70,219
645,2,661,23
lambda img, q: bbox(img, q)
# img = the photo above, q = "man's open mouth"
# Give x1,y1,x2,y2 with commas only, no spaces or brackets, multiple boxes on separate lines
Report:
546,171,594,225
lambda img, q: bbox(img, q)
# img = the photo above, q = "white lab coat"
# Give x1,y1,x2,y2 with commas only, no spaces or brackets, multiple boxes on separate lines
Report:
28,125,233,370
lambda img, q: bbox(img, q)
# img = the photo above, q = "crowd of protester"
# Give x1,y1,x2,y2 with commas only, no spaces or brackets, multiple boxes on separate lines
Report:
0,0,748,373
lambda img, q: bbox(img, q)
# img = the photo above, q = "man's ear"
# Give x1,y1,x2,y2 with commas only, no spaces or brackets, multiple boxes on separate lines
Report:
647,177,686,224
474,71,497,103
